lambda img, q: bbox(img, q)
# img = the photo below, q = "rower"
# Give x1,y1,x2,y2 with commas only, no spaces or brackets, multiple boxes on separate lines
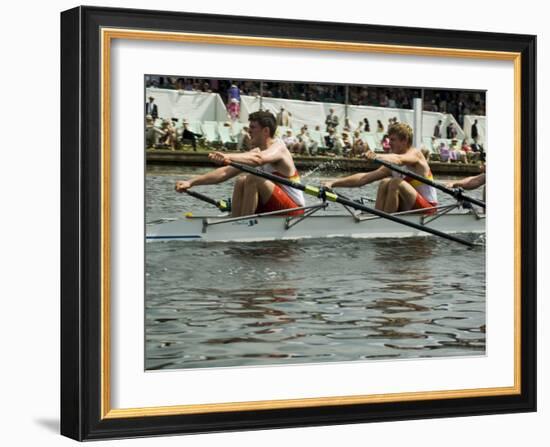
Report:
323,123,437,213
175,111,305,217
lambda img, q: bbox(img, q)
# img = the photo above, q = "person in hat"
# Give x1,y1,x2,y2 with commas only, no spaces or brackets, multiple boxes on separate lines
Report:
351,130,368,158
282,129,298,153
438,140,451,163
180,118,202,151
228,98,240,121
339,131,352,157
325,108,339,132
227,83,241,104
145,96,158,119
145,114,165,148
450,138,466,163
295,126,318,156
158,119,177,150
277,106,291,127
163,119,178,149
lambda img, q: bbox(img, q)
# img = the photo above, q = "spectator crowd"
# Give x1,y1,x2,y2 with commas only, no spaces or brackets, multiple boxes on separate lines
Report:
145,76,485,127
145,79,485,164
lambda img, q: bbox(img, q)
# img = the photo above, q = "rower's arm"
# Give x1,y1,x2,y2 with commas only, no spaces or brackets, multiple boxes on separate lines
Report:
329,166,390,188
220,147,264,166
221,141,287,167
211,141,287,167
188,165,241,187
233,140,287,166
450,173,486,190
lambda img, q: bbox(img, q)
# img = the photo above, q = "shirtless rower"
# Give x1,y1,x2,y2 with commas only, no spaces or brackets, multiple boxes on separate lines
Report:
323,123,437,213
175,111,305,217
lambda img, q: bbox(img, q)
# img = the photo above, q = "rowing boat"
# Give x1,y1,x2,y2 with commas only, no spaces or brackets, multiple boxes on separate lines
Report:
150,159,486,245
146,205,485,242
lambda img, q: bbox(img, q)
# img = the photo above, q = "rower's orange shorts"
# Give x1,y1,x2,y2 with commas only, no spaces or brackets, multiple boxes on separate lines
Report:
412,192,438,215
256,185,304,216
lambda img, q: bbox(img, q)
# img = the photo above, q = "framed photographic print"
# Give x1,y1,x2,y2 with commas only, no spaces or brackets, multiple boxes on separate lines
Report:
61,6,536,441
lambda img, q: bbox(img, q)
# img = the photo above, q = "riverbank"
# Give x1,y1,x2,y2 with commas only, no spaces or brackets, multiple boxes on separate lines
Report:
146,149,482,175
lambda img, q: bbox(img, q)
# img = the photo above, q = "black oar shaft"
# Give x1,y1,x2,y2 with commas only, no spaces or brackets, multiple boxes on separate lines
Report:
373,158,486,209
185,189,230,211
186,189,218,206
228,161,474,247
229,162,306,191
333,194,474,247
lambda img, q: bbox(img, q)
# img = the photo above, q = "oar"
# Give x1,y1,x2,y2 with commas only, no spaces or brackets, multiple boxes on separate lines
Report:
372,157,486,209
185,189,231,212
227,161,475,247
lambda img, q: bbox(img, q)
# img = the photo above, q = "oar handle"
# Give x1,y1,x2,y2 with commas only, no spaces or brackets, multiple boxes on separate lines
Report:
373,157,486,209
185,189,231,212
185,189,218,206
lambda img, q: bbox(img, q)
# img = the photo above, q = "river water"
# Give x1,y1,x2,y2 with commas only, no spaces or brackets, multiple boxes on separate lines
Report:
145,165,486,370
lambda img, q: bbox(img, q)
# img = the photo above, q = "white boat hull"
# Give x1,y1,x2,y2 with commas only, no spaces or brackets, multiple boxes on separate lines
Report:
146,211,485,243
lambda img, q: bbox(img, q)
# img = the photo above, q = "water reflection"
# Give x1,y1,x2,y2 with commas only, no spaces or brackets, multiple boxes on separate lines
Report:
372,237,435,264
222,241,303,260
